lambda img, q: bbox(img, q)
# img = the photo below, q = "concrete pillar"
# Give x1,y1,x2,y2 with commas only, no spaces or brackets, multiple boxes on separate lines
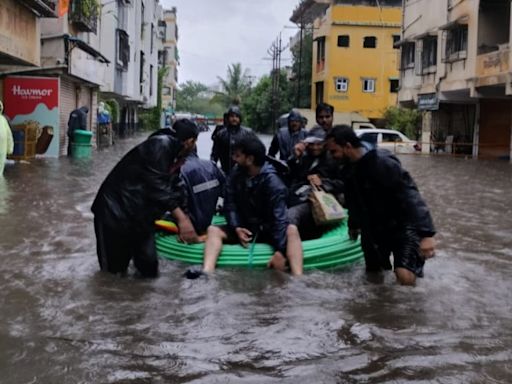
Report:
421,111,432,154
509,105,512,163
473,102,480,159
508,3,512,96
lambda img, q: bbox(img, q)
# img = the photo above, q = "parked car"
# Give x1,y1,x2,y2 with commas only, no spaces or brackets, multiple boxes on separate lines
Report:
355,128,420,154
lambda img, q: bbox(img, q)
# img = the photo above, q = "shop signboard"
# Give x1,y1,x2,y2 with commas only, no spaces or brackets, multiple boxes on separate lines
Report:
418,93,439,111
3,76,60,157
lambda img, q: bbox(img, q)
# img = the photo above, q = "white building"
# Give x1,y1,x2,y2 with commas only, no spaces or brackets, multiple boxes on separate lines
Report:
99,0,164,135
159,7,179,115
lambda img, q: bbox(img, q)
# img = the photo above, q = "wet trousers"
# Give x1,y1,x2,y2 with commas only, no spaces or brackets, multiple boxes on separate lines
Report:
94,216,158,277
360,226,424,277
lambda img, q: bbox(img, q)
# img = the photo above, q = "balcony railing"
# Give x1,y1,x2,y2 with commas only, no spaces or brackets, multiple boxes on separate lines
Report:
476,46,510,79
69,0,98,34
20,0,57,17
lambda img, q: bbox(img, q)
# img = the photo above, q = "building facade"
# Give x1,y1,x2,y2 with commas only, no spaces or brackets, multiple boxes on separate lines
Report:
99,0,164,136
0,0,54,68
0,0,110,157
398,0,512,160
0,0,178,157
159,7,179,117
292,0,402,122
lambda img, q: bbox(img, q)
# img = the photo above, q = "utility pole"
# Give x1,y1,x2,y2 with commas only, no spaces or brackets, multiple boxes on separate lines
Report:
266,32,285,133
297,19,304,107
286,20,316,108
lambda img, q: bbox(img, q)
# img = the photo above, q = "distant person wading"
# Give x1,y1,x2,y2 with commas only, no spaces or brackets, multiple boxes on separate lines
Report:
210,105,254,174
67,106,89,156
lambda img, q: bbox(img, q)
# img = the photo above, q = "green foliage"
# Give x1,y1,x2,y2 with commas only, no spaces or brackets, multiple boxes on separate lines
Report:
81,0,99,18
211,63,253,107
156,67,169,114
289,29,313,108
176,81,208,111
175,80,225,117
383,106,422,139
140,67,169,131
138,110,159,131
242,71,294,133
103,99,119,123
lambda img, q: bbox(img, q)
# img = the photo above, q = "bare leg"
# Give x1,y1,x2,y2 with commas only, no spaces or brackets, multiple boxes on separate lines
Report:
286,224,303,276
203,225,227,273
395,267,416,286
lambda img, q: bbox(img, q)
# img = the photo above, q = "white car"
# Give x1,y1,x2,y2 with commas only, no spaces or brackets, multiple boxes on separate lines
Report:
355,128,420,154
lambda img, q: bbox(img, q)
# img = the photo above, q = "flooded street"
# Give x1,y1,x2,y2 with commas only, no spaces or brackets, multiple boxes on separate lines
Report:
0,131,511,384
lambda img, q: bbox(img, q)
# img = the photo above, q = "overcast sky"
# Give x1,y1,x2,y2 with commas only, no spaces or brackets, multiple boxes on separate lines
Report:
160,0,301,87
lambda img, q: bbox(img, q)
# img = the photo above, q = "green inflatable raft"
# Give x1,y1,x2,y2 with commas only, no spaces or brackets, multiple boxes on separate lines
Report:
156,216,364,270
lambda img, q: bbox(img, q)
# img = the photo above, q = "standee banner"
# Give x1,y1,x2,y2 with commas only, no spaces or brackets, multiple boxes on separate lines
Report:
3,76,60,157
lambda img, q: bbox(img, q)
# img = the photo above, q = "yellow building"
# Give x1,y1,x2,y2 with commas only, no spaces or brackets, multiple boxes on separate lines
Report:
293,0,402,121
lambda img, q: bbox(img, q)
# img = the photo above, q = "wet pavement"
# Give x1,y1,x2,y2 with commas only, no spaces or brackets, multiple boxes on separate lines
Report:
0,131,511,383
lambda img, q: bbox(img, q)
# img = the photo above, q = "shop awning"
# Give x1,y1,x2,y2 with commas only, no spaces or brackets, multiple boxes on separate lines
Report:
439,15,469,30
393,38,414,48
66,35,110,64
415,30,438,39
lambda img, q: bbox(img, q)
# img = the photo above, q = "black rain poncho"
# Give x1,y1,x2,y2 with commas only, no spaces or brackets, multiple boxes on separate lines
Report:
91,134,185,234
210,124,254,174
345,148,435,238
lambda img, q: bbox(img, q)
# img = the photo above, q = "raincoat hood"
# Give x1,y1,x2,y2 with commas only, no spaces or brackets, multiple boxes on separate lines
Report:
287,110,303,124
227,105,242,123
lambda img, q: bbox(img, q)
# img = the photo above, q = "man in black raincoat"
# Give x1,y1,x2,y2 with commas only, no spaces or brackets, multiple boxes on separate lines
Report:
188,136,303,278
326,125,436,285
210,105,253,174
268,110,308,161
67,106,89,156
91,119,199,277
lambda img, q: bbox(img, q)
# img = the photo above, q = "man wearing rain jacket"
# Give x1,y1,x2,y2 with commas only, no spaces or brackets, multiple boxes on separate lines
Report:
196,136,304,278
268,109,307,161
210,105,253,174
91,119,198,277
0,101,14,176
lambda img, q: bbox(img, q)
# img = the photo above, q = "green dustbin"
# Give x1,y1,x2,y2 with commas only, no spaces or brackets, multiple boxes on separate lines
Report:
73,129,93,144
72,130,93,159
71,143,92,159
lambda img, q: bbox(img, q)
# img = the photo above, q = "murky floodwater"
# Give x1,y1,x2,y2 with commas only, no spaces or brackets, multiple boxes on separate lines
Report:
0,131,511,383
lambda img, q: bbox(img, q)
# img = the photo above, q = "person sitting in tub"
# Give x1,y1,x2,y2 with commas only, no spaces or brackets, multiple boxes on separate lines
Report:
185,135,303,279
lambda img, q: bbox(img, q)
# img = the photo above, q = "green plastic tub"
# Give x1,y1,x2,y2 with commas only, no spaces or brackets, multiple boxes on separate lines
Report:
156,216,363,270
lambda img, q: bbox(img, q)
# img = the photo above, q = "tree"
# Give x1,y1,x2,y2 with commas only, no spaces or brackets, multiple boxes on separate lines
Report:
156,66,169,115
139,67,169,131
175,81,225,116
175,81,208,112
243,71,294,133
211,63,252,107
382,106,422,139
